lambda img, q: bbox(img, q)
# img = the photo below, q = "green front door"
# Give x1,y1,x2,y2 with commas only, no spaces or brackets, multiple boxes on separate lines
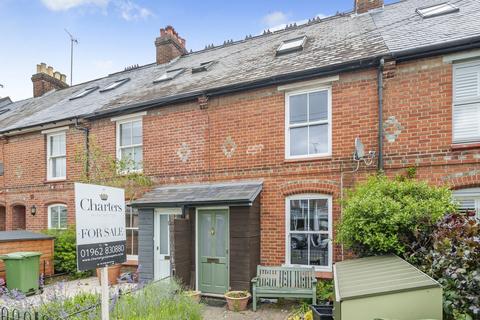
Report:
198,209,229,294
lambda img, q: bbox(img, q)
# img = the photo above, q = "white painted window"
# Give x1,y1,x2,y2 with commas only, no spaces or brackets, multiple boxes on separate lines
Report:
453,61,480,143
46,131,66,180
116,117,143,171
277,36,307,55
48,204,67,229
125,206,139,260
453,188,480,220
285,194,332,271
285,87,332,159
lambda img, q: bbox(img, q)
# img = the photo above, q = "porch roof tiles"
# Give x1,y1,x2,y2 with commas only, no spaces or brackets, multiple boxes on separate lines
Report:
131,180,263,207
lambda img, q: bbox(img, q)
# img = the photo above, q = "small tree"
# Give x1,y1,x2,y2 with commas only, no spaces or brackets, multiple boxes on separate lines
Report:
337,174,456,256
74,135,153,202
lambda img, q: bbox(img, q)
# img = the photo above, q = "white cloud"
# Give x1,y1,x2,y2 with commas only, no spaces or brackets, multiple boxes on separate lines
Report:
262,11,289,29
117,0,152,21
40,0,153,21
40,0,109,11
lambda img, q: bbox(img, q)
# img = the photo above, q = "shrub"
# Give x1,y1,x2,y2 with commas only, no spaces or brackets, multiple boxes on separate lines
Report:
42,226,91,278
316,279,334,302
112,280,203,320
337,175,455,256
409,213,479,320
37,291,100,319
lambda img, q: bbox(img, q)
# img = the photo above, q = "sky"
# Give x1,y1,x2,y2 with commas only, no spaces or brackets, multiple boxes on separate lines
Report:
0,0,395,101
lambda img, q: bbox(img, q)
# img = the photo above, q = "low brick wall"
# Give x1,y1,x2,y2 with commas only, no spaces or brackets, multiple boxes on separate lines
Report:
0,239,54,280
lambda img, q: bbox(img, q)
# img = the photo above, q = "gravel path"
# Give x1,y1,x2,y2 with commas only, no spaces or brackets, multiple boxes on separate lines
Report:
202,304,291,320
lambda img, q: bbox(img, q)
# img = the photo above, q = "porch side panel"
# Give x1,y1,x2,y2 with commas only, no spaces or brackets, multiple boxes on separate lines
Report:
248,196,261,284
173,216,192,287
230,205,257,291
138,208,154,282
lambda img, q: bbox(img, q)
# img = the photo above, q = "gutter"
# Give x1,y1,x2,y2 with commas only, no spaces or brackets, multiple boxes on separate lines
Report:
391,35,480,62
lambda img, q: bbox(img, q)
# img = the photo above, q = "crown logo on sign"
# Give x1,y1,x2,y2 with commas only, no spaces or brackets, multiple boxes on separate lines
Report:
99,192,108,201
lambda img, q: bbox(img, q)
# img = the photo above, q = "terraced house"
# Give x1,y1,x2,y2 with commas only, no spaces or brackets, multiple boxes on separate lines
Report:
1,0,480,295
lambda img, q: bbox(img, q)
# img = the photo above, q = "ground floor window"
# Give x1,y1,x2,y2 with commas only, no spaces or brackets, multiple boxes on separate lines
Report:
285,194,332,271
453,188,480,220
126,206,139,260
48,204,67,229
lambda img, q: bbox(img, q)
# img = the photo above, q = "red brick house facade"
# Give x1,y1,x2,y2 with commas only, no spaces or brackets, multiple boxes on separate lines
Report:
1,0,480,289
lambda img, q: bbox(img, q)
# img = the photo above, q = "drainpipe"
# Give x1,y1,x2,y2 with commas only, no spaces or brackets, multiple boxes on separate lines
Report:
377,58,385,172
75,118,90,179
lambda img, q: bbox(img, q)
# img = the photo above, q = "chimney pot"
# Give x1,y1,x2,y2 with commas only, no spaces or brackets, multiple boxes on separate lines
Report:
31,63,68,98
155,25,187,65
354,0,383,14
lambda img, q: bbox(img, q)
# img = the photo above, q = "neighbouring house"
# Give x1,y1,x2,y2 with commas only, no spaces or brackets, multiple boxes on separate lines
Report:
0,0,480,295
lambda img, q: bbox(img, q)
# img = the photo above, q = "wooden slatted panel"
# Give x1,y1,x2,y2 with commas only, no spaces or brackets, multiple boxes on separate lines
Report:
256,266,315,289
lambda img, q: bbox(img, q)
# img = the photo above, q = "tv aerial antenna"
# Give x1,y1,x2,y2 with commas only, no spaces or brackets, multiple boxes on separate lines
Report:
64,29,78,86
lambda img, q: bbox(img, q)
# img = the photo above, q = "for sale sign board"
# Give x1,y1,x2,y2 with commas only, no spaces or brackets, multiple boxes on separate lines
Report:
75,183,126,271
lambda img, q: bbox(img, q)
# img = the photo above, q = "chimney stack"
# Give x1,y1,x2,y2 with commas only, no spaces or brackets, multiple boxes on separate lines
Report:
354,0,384,14
155,26,187,65
31,63,68,98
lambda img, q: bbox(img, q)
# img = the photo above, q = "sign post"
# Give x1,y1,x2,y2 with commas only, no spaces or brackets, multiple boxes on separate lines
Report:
75,183,126,320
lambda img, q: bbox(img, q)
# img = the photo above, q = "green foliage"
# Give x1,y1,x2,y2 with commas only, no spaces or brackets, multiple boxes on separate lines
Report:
37,292,99,319
408,214,479,319
42,226,91,278
74,135,153,202
112,280,203,320
316,279,334,302
337,174,455,256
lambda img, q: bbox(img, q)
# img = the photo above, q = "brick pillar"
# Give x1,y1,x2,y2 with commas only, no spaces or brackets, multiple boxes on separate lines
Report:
354,0,384,14
155,26,187,65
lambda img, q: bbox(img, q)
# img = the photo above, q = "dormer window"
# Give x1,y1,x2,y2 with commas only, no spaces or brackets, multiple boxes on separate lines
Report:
154,68,185,83
70,86,98,100
192,61,215,73
416,3,459,19
276,36,307,56
100,78,130,92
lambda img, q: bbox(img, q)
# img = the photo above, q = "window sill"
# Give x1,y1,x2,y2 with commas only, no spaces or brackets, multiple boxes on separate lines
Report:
282,263,332,273
284,156,332,163
44,178,67,183
451,142,480,151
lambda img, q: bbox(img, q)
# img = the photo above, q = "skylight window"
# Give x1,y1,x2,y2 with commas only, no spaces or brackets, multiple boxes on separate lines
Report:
0,108,10,116
416,3,459,18
154,68,185,83
100,78,130,92
192,61,215,73
70,86,99,100
276,36,307,56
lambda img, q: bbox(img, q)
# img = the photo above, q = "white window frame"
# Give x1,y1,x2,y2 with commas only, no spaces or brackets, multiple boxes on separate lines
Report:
115,115,144,173
46,131,67,181
285,86,332,159
125,206,139,261
47,204,67,229
285,194,333,272
453,188,480,220
452,60,480,144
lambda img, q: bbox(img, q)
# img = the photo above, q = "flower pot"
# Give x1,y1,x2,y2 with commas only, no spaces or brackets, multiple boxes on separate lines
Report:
185,290,201,303
224,291,251,312
96,264,122,285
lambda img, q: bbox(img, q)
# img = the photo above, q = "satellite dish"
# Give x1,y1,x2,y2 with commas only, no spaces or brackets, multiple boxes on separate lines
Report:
354,137,365,160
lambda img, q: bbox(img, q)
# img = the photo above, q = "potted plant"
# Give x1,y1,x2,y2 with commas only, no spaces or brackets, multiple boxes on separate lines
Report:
185,290,202,303
96,264,122,285
224,290,251,312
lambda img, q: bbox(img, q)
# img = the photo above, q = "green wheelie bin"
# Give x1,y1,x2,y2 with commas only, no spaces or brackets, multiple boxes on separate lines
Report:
0,252,41,295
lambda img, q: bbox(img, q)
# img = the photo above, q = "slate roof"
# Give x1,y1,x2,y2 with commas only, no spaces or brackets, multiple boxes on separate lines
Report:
1,0,479,133
0,230,54,242
132,180,263,207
